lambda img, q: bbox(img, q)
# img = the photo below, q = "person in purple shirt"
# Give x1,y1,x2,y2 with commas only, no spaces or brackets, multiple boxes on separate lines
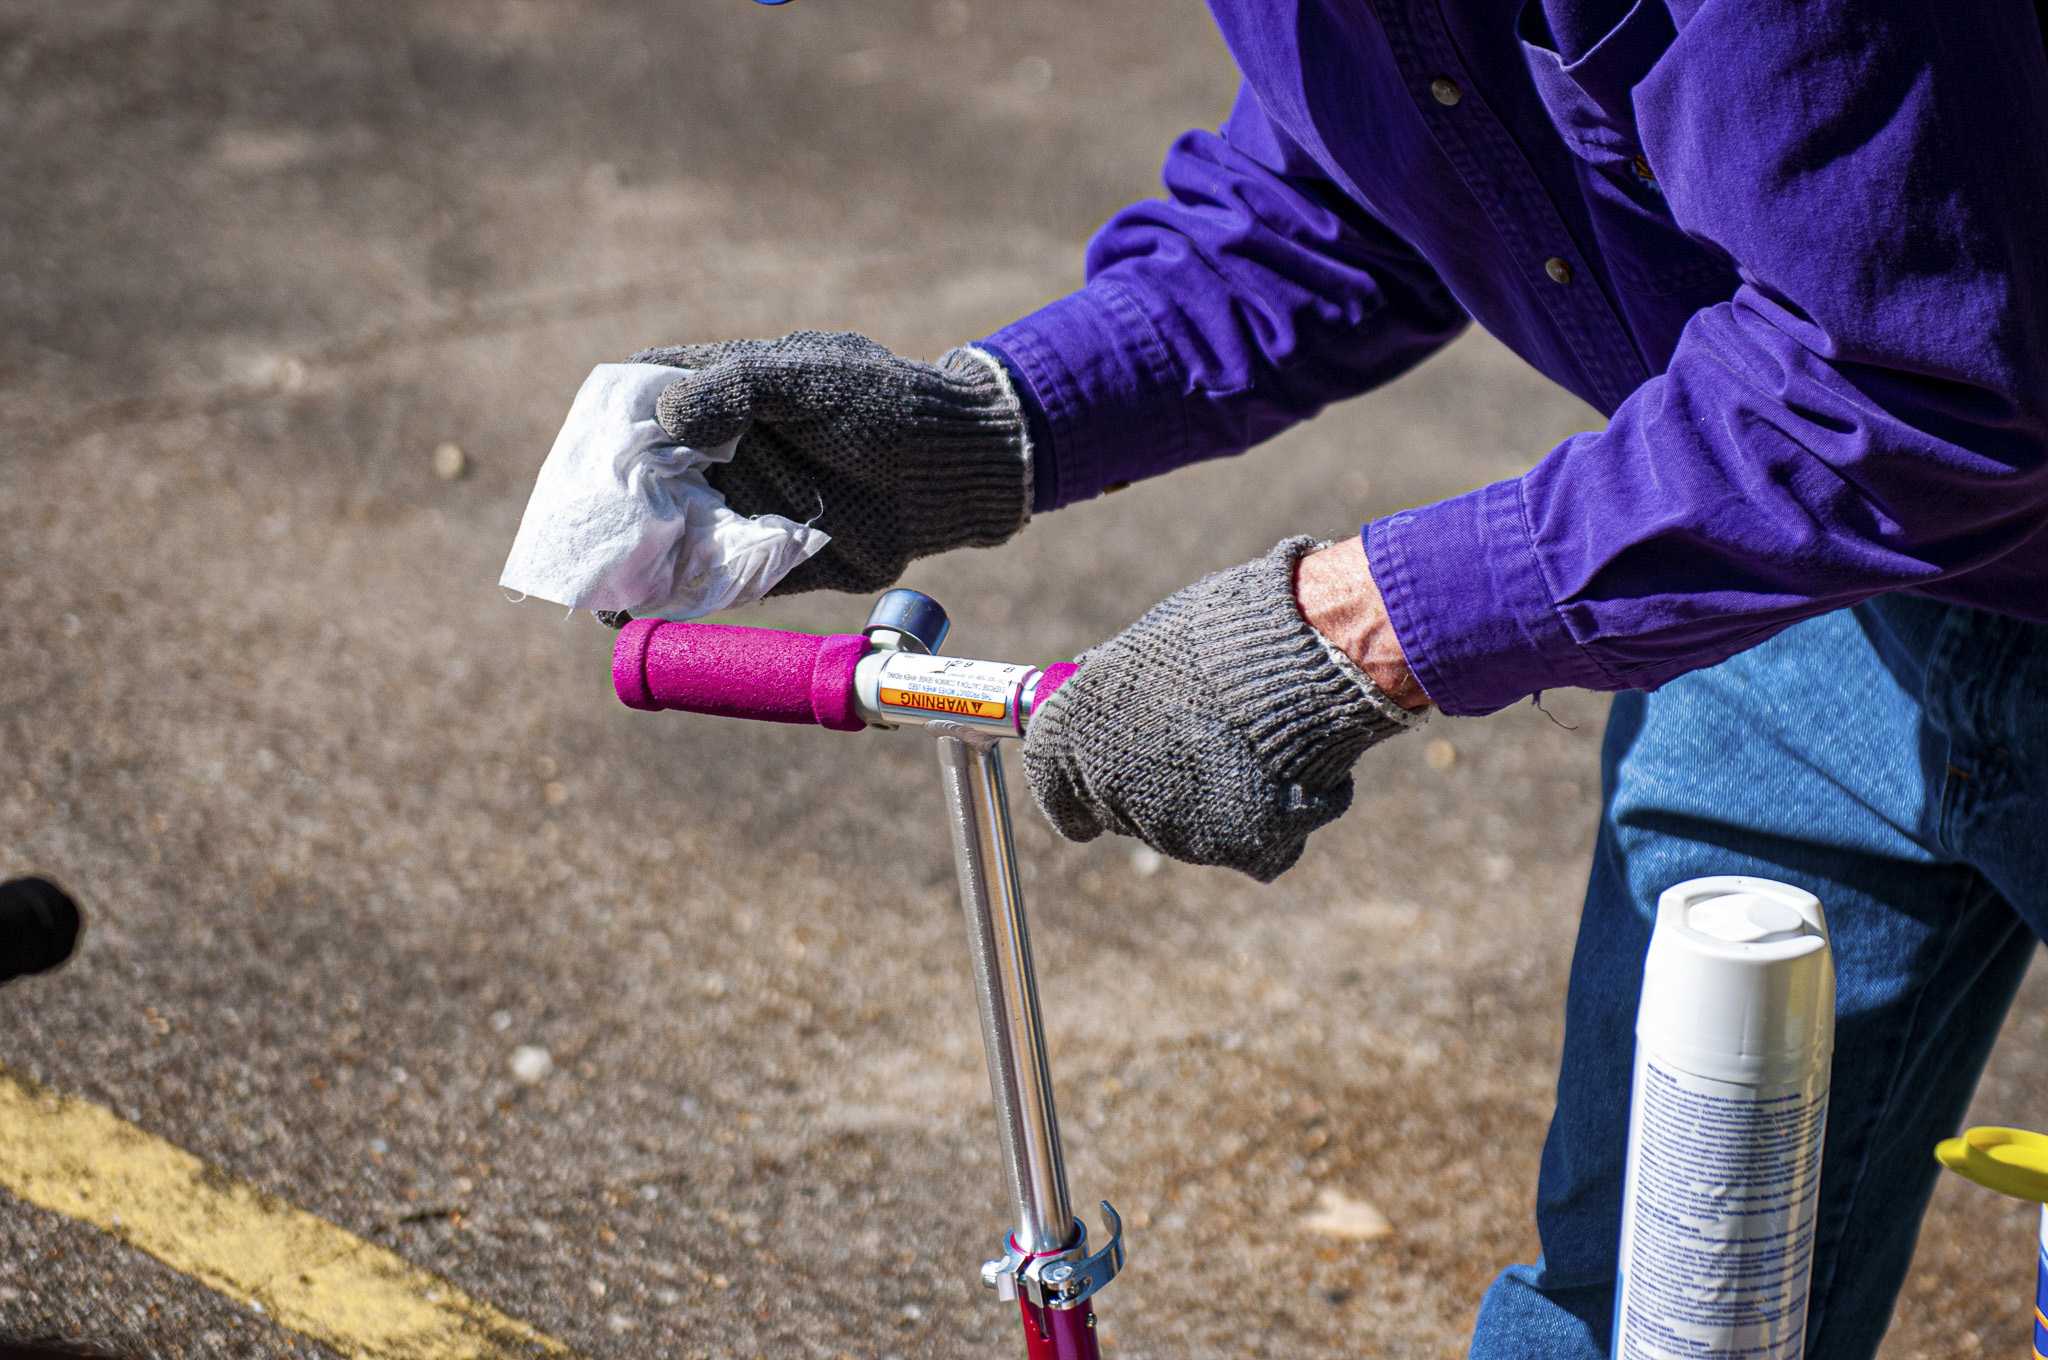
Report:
634,0,2048,1352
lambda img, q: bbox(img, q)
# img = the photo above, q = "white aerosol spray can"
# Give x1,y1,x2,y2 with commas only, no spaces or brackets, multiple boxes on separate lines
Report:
1613,876,1834,1360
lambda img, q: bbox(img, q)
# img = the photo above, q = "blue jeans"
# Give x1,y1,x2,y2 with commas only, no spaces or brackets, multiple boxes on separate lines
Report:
1469,594,2048,1360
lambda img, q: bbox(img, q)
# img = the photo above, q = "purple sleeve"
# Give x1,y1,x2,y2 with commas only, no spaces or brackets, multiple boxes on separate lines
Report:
1371,0,2048,716
979,84,1468,512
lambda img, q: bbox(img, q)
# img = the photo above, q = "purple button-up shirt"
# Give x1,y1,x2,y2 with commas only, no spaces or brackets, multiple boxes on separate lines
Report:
980,0,2048,715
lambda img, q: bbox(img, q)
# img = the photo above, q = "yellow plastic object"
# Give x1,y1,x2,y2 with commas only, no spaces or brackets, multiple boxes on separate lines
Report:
1933,1126,2048,1205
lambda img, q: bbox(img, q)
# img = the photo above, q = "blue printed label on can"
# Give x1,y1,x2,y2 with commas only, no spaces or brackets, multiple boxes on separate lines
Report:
1612,1058,1828,1359
2033,1233,2046,1360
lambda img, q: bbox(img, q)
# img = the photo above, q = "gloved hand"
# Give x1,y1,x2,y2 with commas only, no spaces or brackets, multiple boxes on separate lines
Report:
630,330,1030,596
1023,537,1424,882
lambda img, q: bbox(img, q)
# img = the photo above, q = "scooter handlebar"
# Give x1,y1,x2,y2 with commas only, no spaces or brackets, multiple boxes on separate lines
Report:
613,618,1077,735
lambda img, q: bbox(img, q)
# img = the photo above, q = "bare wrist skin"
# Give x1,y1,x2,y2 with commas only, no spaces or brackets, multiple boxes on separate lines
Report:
1293,536,1431,711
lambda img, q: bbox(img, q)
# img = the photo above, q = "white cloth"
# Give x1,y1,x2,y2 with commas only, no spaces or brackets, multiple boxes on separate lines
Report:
500,363,829,619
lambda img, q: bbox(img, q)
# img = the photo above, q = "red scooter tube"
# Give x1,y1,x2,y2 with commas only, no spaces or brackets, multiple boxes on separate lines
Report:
1019,1296,1101,1360
612,617,873,732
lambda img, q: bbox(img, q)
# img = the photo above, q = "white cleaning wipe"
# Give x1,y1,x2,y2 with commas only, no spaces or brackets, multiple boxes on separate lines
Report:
499,363,830,619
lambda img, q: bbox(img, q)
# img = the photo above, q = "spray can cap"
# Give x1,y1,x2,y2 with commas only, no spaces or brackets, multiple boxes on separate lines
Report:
1637,876,1834,1083
1686,892,1814,945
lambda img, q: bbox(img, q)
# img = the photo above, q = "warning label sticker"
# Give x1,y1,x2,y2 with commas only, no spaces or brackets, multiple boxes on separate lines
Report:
875,654,1031,723
879,688,1007,719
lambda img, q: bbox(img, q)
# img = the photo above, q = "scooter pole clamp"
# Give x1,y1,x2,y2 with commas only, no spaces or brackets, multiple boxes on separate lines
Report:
980,1201,1126,1310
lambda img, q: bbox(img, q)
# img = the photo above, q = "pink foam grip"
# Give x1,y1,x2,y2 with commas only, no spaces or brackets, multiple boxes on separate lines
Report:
1034,662,1079,710
613,618,870,732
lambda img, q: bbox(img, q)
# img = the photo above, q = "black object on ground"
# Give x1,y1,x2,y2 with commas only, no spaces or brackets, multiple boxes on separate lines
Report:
0,878,82,985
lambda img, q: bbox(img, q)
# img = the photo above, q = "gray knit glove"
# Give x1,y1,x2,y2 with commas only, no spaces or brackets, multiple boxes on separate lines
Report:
1023,537,1425,883
630,330,1030,596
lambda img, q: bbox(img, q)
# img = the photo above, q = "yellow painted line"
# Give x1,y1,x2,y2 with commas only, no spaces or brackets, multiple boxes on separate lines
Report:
0,1068,579,1359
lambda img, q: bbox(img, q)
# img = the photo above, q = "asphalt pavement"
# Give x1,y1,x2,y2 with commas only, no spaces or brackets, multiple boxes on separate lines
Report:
2,2,2042,1357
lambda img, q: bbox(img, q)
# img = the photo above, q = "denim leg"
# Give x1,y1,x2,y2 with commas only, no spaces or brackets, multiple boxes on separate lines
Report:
1470,604,2040,1360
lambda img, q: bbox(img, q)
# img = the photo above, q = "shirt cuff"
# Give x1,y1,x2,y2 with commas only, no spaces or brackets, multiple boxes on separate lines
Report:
1364,479,1617,717
977,281,1186,512
974,339,1059,515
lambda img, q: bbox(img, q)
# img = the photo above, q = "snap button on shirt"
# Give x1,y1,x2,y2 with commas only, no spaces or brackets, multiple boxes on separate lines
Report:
1545,256,1574,284
1429,76,1463,106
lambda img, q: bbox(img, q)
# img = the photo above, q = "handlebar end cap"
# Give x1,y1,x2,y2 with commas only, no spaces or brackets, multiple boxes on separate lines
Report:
612,616,666,711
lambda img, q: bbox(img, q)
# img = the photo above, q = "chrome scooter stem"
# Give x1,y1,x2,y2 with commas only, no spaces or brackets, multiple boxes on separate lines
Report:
610,590,1123,1353
847,591,1123,1328
932,727,1075,1255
